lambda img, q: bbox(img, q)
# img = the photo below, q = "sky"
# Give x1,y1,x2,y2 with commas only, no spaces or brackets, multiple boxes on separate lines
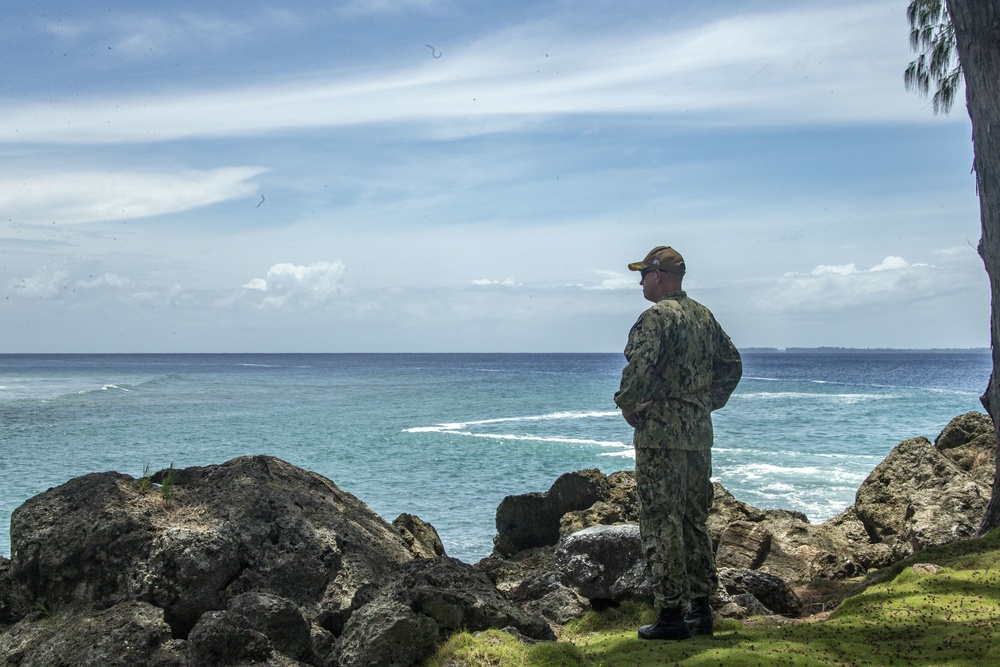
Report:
0,0,988,352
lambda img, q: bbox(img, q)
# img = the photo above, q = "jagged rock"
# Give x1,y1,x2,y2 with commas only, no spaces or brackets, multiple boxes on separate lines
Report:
187,610,274,665
935,411,997,486
716,521,771,570
560,501,628,535
228,592,313,661
0,558,14,629
336,599,438,667
554,524,652,603
709,500,866,586
523,585,591,625
337,557,554,667
935,411,994,450
476,547,559,599
475,548,590,625
707,483,767,540
718,568,802,617
393,513,447,559
559,471,639,535
0,601,185,667
727,593,775,618
6,456,414,639
493,469,608,556
855,437,991,560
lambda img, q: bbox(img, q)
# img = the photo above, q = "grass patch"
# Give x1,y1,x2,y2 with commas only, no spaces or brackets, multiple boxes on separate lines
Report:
425,530,1000,666
425,629,587,667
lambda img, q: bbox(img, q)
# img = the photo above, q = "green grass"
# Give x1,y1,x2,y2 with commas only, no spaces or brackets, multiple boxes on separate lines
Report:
426,530,1000,666
160,463,178,504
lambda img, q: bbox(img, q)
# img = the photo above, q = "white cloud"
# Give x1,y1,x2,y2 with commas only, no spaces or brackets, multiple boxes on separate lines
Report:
44,11,262,60
2,1,944,146
756,256,944,313
587,271,636,291
244,261,346,308
338,0,448,17
76,273,131,290
471,278,516,286
8,267,70,299
241,278,268,291
0,167,267,225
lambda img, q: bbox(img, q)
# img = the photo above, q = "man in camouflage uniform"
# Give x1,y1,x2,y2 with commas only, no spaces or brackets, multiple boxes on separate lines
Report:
614,246,742,641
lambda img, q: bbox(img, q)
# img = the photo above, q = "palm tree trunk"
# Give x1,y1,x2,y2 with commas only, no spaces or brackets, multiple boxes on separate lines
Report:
946,0,1000,534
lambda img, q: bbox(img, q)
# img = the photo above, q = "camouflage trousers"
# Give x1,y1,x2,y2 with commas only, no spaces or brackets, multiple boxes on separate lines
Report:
634,446,716,610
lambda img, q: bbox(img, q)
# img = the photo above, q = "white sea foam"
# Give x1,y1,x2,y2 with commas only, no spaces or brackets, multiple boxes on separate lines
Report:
723,462,867,485
460,431,625,447
405,410,625,448
404,410,619,433
600,449,636,459
737,391,896,403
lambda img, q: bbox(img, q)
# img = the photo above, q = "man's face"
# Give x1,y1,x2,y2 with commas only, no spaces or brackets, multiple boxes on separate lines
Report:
640,268,659,303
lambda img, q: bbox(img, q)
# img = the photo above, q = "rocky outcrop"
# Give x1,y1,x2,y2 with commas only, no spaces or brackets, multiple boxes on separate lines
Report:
934,410,996,486
855,435,992,560
7,456,414,640
392,513,447,560
0,558,13,628
553,525,651,603
3,455,544,667
337,557,553,667
475,548,591,626
489,411,995,616
0,602,184,667
493,469,608,556
558,471,639,535
1,412,994,664
717,568,802,618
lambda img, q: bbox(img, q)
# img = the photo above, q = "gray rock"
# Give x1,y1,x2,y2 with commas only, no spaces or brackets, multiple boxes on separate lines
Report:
935,411,997,485
475,548,590,625
715,521,771,570
393,513,447,559
0,558,15,629
493,469,608,556
0,601,183,667
855,437,991,559
336,599,439,667
187,610,273,666
228,592,312,662
729,593,774,618
718,568,802,617
935,411,994,451
523,585,590,625
554,524,652,603
559,471,639,535
7,456,414,638
337,557,554,667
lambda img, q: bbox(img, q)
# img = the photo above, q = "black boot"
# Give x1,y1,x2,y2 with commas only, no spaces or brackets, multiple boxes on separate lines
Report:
638,606,691,640
684,596,714,636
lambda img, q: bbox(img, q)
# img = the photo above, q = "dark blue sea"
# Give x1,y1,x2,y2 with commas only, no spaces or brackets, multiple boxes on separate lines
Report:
0,351,991,562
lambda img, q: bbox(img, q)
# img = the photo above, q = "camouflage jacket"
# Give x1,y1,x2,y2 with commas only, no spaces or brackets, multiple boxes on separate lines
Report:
614,290,742,450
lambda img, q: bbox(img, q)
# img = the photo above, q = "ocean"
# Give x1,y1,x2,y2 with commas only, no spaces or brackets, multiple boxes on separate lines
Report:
0,351,991,563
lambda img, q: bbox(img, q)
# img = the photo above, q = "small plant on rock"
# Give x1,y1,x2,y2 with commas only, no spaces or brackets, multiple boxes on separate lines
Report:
160,463,178,504
136,463,153,492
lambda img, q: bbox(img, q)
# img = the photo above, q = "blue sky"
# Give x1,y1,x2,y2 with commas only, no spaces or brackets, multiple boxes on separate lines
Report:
0,0,986,352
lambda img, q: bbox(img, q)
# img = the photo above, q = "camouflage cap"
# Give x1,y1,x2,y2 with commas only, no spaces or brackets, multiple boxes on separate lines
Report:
627,246,685,275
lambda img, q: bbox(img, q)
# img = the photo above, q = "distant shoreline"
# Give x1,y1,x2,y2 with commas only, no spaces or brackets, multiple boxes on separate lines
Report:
0,348,991,356
742,347,991,354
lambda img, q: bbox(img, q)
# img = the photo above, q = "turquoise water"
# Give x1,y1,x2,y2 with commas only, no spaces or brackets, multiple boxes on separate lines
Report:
0,352,991,562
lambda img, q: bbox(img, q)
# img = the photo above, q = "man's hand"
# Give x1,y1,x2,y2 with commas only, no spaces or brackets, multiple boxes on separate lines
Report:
621,400,652,428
